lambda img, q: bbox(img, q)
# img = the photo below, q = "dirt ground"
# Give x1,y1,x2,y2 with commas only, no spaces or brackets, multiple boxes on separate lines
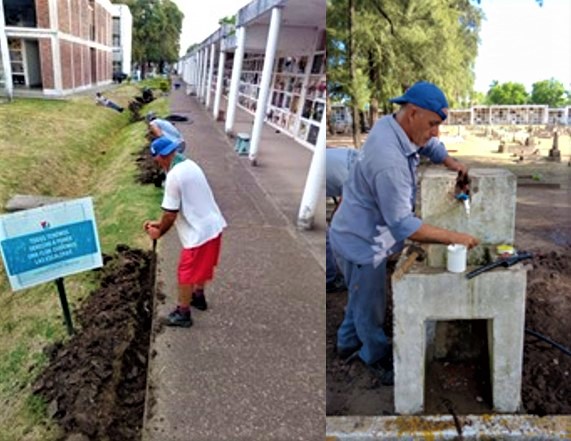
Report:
135,144,164,187
33,245,153,440
326,126,571,417
30,140,164,440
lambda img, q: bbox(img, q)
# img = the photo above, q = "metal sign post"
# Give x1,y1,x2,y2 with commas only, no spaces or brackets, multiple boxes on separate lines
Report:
54,277,74,336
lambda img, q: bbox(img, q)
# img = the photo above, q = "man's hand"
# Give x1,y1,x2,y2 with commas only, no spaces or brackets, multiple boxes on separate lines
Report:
455,170,471,196
143,220,159,230
451,232,479,249
443,156,468,178
143,212,177,241
143,220,161,240
455,161,468,178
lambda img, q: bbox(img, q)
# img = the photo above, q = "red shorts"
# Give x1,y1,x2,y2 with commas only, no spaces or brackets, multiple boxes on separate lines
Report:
178,234,222,284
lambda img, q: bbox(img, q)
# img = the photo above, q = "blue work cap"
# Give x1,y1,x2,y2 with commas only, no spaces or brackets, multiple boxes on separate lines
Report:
150,136,178,157
389,81,449,121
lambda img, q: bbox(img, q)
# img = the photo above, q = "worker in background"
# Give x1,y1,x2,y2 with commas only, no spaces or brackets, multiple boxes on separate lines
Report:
326,147,358,293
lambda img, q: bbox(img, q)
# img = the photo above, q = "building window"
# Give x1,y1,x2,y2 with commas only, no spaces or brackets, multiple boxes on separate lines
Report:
3,0,37,27
112,17,121,46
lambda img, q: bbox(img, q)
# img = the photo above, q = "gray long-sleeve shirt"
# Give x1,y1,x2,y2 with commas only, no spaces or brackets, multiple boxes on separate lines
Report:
330,115,448,266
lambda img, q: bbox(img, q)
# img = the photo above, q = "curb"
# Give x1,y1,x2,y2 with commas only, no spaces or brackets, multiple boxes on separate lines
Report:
326,415,571,440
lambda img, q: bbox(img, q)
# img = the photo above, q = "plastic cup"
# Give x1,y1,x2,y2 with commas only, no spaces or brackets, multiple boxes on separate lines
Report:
447,244,467,273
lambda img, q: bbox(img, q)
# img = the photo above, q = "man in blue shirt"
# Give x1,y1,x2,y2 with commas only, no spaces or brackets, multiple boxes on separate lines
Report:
329,82,479,385
146,112,186,153
326,147,358,293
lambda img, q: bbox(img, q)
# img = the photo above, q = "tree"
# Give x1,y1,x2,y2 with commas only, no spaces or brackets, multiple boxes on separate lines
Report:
348,0,361,148
530,79,567,107
112,0,183,78
327,0,483,144
486,81,529,105
469,90,486,105
218,15,236,26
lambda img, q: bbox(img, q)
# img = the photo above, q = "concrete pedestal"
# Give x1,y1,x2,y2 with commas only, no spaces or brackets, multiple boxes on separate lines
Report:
392,263,527,414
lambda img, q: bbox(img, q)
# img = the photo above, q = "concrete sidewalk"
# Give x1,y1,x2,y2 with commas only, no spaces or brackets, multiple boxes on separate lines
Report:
143,85,325,440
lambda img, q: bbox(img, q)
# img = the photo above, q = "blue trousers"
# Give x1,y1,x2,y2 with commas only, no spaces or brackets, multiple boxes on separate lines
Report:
335,254,390,365
106,101,124,113
326,227,337,283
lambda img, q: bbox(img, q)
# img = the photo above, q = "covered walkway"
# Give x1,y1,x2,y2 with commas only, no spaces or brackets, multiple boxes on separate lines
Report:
143,81,325,440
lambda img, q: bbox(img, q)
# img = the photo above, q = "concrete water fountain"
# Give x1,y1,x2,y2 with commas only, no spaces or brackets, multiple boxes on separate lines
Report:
392,168,528,414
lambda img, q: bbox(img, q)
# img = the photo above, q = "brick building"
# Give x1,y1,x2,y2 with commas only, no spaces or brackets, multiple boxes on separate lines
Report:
0,0,125,97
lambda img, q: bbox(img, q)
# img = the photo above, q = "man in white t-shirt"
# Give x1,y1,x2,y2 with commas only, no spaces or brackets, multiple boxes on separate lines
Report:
144,136,227,327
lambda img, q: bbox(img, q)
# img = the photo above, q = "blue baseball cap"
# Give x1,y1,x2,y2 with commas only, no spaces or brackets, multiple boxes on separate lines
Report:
389,81,449,121
150,136,178,157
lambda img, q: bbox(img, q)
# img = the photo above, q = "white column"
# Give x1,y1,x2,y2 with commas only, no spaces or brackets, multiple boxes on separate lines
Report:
51,35,63,91
48,0,62,91
213,49,226,119
0,0,13,100
206,42,215,108
297,109,326,230
196,50,203,98
248,6,282,165
193,53,199,91
200,46,209,103
194,54,200,91
225,26,246,134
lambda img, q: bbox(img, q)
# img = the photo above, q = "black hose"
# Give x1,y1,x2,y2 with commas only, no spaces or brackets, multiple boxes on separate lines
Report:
525,328,571,357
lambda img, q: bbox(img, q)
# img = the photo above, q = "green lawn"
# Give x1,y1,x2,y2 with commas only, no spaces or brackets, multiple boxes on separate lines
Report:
0,84,169,440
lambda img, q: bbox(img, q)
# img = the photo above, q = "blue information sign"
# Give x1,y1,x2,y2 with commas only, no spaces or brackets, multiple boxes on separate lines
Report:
0,197,102,291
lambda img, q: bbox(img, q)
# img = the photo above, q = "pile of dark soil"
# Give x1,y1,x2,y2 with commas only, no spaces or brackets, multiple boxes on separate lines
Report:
33,245,153,440
128,101,144,123
135,145,164,187
326,248,571,416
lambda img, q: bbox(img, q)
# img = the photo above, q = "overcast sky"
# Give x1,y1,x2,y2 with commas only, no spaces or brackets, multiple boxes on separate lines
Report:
473,0,571,93
171,0,251,56
170,0,570,94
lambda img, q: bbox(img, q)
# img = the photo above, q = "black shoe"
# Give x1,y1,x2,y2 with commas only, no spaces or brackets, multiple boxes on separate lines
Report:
367,351,394,386
165,307,193,328
326,276,347,294
190,293,208,311
337,345,361,361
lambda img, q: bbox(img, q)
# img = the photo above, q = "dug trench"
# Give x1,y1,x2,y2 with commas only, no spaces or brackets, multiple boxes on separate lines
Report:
33,245,155,441
32,141,166,440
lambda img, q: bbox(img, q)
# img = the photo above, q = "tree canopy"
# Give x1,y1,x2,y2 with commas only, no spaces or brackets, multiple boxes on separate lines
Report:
112,0,183,75
483,79,570,107
327,0,484,143
485,81,529,105
530,78,568,107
